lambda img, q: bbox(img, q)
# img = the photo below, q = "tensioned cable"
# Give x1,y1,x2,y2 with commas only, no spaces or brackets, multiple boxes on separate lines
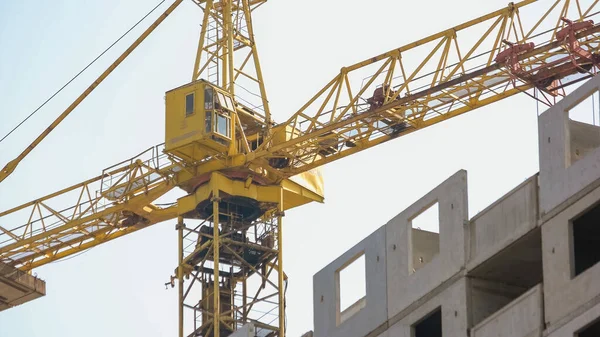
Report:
0,0,167,144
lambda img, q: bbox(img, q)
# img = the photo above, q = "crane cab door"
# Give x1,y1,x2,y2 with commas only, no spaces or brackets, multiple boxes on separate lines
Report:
165,80,235,162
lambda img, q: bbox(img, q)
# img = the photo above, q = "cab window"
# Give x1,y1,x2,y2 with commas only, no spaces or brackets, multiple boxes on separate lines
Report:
204,87,214,110
185,93,194,116
205,112,212,133
215,113,231,138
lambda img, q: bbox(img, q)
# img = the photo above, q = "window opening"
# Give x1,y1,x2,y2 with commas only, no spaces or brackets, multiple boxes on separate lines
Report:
410,202,440,273
215,113,231,138
413,307,442,337
337,253,366,325
571,201,600,277
576,317,600,337
204,87,214,110
185,93,195,116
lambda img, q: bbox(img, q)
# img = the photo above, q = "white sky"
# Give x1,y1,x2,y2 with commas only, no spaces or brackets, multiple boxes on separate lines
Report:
1,0,596,336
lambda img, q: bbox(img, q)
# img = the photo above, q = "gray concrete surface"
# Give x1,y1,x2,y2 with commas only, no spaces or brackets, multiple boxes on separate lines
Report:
570,119,600,166
0,262,46,311
313,226,388,337
470,284,543,337
383,278,469,337
386,170,468,320
467,175,538,271
546,300,600,337
468,278,529,327
410,228,440,273
468,228,542,289
541,181,600,327
538,74,600,217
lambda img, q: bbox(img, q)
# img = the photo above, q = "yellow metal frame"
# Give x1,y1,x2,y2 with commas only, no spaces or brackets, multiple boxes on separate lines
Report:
176,172,286,337
0,145,178,270
251,0,600,176
191,0,272,128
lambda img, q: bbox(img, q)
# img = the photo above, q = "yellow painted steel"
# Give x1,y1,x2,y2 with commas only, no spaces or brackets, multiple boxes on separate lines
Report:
191,0,272,127
0,146,179,270
212,191,221,337
175,172,286,336
2,1,600,336
277,189,285,337
177,216,184,337
165,80,236,161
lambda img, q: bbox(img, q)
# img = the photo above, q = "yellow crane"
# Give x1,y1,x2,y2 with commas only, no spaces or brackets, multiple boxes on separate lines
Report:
1,0,600,336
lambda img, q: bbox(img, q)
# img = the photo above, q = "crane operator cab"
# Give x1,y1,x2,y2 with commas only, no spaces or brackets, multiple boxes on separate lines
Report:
165,80,235,162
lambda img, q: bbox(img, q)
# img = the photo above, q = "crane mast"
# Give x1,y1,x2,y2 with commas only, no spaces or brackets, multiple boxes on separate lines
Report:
2,1,600,336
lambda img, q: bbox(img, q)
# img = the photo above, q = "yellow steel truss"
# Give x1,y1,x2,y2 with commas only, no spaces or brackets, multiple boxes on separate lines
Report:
191,0,272,127
0,145,179,270
175,173,286,337
252,0,600,176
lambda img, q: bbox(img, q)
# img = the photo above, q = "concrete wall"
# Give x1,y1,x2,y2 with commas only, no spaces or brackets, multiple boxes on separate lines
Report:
380,278,469,337
471,284,543,337
538,74,600,218
541,181,600,326
546,300,600,337
570,120,600,165
386,170,468,320
313,226,387,337
467,175,538,270
411,228,440,273
468,278,529,326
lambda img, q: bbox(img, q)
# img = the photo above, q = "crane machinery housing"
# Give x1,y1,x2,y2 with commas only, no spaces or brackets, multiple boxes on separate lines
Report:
2,0,600,336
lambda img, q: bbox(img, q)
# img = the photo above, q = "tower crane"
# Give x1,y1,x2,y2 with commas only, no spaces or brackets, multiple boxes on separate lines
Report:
2,0,600,336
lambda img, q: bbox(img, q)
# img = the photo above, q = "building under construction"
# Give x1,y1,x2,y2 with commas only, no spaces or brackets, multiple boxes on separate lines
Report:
294,76,600,337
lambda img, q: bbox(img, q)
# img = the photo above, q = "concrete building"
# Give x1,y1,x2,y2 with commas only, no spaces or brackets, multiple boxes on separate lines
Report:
304,75,600,337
